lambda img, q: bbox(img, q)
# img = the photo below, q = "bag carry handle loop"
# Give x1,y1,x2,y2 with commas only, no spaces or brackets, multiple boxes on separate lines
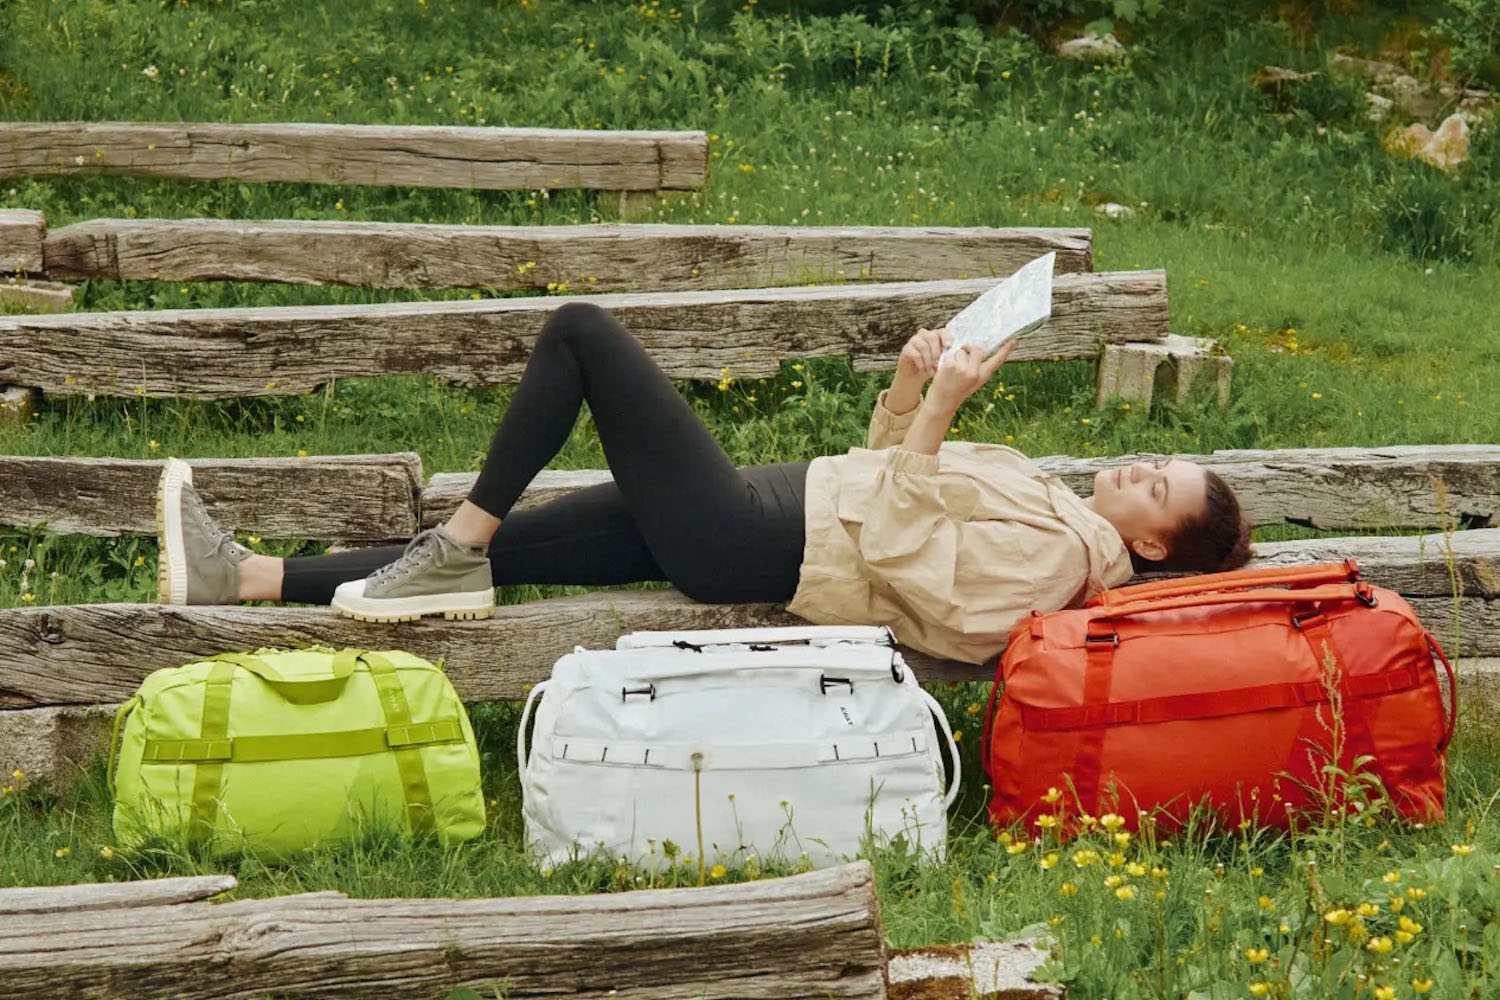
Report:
516,680,550,789
214,650,356,705
1089,560,1361,608
917,688,962,810
1087,582,1375,628
1425,632,1459,754
105,695,141,799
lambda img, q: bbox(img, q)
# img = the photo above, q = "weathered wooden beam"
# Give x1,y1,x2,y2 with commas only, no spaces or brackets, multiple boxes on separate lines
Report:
0,209,45,273
0,864,887,1000
0,122,707,191
1096,334,1232,409
43,219,1094,290
0,271,1167,398
0,876,238,915
0,530,1496,709
424,445,1500,534
0,454,423,540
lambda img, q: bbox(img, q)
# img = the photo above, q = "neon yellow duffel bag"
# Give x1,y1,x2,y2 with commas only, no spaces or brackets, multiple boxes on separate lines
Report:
109,647,485,857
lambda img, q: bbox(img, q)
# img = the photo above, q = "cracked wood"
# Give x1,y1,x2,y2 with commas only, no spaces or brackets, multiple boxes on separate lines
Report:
0,122,707,191
0,864,886,1000
43,219,1093,289
0,271,1168,397
0,453,422,540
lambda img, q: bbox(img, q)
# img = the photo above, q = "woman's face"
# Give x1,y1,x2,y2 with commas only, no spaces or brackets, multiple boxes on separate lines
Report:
1088,458,1209,562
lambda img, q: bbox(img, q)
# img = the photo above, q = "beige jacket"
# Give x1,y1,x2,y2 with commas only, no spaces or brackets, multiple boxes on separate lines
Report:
787,390,1134,664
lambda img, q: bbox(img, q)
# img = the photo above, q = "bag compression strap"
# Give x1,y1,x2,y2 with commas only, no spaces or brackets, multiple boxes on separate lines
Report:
348,649,438,836
189,661,237,840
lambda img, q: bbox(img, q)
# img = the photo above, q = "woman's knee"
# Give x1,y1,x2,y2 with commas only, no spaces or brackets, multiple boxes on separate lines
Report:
537,301,629,354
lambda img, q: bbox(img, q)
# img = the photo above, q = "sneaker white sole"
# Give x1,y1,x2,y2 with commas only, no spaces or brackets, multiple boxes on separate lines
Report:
331,586,496,623
155,459,193,606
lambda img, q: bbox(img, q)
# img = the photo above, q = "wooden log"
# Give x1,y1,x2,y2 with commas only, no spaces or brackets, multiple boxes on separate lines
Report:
0,123,708,192
0,209,45,273
423,445,1500,534
0,453,422,541
42,219,1093,290
0,876,238,915
0,271,1167,398
1,530,1497,708
0,863,887,1000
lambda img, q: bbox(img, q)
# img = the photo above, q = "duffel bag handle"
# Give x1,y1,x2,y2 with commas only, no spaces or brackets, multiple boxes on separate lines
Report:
1088,560,1361,608
1088,581,1378,627
213,651,357,705
917,688,963,810
1426,632,1459,754
516,680,550,786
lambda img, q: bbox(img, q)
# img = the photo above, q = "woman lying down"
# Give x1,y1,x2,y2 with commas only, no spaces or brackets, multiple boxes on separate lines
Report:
155,302,1251,665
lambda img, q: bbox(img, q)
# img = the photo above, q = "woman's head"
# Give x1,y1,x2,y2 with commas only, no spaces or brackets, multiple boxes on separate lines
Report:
1087,459,1252,574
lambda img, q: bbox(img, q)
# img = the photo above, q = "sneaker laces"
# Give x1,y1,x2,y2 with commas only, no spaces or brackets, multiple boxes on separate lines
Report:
369,529,441,586
183,488,249,562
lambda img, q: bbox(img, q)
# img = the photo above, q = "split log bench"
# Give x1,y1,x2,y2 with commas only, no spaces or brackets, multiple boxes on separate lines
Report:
0,206,1224,408
3,445,1495,541
0,865,895,1000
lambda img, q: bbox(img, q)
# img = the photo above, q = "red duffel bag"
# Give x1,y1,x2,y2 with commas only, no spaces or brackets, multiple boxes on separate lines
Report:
984,560,1455,833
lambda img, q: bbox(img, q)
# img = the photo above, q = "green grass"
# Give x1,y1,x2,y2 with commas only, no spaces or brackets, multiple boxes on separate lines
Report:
3,0,1500,995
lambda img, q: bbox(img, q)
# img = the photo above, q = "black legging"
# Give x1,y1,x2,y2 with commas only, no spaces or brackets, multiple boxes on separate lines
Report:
282,302,810,605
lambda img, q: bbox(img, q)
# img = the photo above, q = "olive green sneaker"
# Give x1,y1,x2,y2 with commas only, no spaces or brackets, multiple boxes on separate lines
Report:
156,459,250,606
331,526,495,623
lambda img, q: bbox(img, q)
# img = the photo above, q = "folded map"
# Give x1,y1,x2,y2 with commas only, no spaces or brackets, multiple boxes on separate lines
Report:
938,251,1055,366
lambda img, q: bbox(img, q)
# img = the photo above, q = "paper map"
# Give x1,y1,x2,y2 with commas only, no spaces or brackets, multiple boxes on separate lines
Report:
938,251,1055,366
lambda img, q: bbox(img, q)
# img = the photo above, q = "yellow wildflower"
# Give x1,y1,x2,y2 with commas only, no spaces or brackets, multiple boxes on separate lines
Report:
1258,895,1276,911
1412,979,1433,993
54,847,70,858
1406,887,1427,900
1324,908,1351,925
1106,852,1126,867
1249,982,1270,997
1126,862,1147,877
1357,902,1380,917
1103,874,1124,889
1382,870,1402,883
1035,814,1058,829
1399,915,1423,935
1099,813,1125,831
1040,853,1058,870
1451,844,1474,856
1367,936,1393,954
1244,947,1268,964
709,864,727,879
99,846,115,860
1072,849,1099,867
1373,987,1395,1000
1114,885,1135,901
1058,882,1078,896
1041,786,1062,804
1389,895,1405,912
1006,840,1028,855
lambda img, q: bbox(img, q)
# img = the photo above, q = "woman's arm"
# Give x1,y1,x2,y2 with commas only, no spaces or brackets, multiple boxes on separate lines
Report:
866,327,946,450
897,340,1017,456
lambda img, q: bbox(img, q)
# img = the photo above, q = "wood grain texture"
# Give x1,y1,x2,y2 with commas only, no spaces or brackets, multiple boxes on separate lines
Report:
0,864,887,1000
0,209,45,273
43,219,1093,289
0,875,238,915
0,123,707,191
423,445,1500,533
0,271,1167,397
1,530,1496,707
0,453,422,540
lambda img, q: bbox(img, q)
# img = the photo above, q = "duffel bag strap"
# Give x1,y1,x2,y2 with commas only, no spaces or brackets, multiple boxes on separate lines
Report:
189,661,238,839
1426,632,1459,754
1069,628,1118,814
105,695,141,799
1089,560,1361,608
917,689,962,809
346,649,437,836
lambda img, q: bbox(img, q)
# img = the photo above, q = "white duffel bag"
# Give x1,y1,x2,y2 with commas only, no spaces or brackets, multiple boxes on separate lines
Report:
519,625,960,870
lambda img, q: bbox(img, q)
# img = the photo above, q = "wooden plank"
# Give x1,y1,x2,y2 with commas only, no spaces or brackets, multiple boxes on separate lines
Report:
0,123,707,191
0,876,238,915
1,530,1497,708
0,209,45,273
43,219,1094,289
423,445,1500,534
0,454,422,540
0,864,886,1000
0,272,1166,398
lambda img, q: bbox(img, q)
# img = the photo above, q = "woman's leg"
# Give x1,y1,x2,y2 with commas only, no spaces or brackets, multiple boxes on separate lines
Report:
279,481,666,605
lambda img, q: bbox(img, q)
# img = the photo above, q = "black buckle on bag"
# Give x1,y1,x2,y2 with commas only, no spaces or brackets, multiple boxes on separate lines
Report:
672,640,703,653
1355,582,1379,608
1291,610,1324,630
820,674,854,695
622,684,656,702
1084,631,1120,648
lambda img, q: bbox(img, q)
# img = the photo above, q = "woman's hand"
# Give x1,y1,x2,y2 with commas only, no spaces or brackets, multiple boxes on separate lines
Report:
925,340,1018,415
886,327,950,415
